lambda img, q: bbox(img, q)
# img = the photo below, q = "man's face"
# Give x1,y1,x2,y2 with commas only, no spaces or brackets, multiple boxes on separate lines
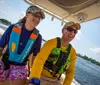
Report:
62,25,78,42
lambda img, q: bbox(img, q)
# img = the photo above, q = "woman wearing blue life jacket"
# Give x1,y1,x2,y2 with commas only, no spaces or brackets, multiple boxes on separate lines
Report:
0,6,45,85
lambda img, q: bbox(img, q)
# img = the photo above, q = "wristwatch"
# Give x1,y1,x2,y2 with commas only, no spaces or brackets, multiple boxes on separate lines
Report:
29,78,40,85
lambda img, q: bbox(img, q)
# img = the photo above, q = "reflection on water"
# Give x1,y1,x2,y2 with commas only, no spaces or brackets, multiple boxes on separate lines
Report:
75,57,100,85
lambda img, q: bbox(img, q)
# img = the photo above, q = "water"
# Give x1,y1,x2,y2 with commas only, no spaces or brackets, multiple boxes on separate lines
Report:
0,24,7,38
75,57,100,85
0,24,7,30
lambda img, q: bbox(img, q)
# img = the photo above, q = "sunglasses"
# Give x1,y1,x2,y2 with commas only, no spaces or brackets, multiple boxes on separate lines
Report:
64,27,78,34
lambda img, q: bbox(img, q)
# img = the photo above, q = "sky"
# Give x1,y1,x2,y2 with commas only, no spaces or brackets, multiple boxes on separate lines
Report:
0,0,100,62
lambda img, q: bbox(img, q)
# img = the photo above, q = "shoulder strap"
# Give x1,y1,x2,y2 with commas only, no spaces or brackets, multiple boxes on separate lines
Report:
57,44,72,80
23,28,39,63
56,37,61,48
62,44,72,65
56,44,72,66
65,44,72,57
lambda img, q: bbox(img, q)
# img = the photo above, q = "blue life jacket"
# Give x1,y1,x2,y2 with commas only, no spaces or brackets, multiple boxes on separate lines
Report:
8,23,39,63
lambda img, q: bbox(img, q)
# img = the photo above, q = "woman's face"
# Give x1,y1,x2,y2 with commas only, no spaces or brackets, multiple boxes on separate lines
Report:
26,13,40,28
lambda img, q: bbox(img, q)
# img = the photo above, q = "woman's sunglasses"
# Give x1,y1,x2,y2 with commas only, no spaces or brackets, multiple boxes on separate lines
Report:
64,27,78,34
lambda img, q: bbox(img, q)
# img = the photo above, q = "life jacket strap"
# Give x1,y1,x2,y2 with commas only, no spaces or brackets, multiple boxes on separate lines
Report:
22,28,39,63
56,37,61,48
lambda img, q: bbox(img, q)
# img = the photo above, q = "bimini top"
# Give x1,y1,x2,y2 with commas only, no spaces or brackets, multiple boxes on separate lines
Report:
24,0,100,24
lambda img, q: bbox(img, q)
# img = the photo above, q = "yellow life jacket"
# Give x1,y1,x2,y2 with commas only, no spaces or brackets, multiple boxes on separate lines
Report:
44,37,72,77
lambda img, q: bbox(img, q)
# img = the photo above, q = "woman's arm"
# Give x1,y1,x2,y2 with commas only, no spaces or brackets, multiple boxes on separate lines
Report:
0,24,14,48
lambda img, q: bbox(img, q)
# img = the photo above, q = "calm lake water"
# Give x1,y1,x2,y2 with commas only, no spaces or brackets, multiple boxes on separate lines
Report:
74,57,100,85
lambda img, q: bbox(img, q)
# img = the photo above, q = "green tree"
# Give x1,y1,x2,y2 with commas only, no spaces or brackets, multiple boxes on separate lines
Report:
77,53,100,66
0,18,11,26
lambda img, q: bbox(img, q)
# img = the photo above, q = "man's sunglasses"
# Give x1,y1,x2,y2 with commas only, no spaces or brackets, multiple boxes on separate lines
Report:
64,27,78,34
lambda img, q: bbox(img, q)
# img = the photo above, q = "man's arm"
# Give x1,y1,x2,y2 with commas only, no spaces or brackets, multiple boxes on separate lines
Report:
63,48,77,85
29,38,56,84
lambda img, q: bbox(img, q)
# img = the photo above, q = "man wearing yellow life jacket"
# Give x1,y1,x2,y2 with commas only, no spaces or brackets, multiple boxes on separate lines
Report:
29,22,81,85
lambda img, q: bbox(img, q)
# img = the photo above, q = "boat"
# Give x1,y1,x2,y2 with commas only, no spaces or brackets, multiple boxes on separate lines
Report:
1,0,100,85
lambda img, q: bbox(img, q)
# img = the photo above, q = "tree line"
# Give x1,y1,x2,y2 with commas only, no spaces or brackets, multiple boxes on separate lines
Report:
0,18,11,26
77,53,100,66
